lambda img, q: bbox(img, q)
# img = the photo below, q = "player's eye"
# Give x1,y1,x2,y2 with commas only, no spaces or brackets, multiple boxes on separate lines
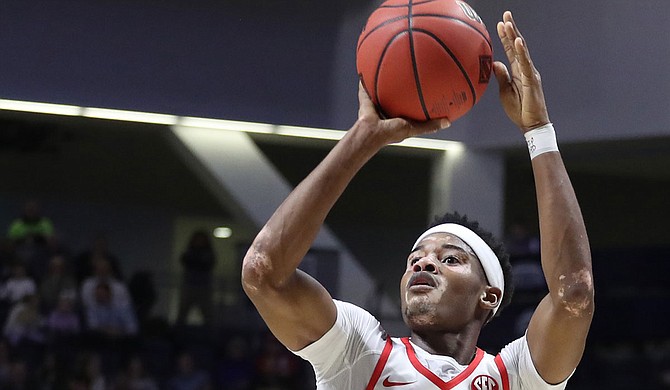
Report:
441,256,459,264
409,258,420,266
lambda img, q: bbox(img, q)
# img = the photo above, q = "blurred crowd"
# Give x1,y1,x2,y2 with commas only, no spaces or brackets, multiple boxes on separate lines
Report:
0,200,313,390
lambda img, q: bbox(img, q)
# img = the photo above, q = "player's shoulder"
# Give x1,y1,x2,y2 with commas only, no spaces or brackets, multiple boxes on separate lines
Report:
333,300,377,322
497,335,571,389
333,300,388,341
498,335,528,359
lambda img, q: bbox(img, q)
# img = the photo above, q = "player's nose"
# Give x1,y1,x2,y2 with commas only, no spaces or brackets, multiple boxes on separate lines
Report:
412,257,438,274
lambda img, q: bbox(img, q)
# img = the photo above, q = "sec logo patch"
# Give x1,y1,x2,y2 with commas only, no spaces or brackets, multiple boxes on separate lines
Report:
471,375,499,390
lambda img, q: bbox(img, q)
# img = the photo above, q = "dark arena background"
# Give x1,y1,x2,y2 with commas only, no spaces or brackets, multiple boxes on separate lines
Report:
1,0,670,388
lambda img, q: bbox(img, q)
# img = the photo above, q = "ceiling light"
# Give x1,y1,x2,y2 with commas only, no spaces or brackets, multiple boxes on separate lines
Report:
213,227,233,239
0,99,464,151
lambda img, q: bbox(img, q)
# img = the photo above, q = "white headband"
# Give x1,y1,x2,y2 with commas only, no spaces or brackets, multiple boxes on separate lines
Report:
412,223,504,317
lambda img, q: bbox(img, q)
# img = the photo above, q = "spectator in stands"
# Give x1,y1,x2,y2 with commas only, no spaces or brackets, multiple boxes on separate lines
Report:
7,200,54,281
44,292,80,387
42,232,73,277
167,351,212,390
85,282,138,338
81,257,130,310
0,263,37,305
39,254,77,313
6,200,54,246
3,293,44,347
114,355,159,390
46,291,81,337
74,233,123,283
176,230,216,327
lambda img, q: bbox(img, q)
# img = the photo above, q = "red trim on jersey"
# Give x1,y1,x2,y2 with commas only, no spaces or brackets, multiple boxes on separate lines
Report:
401,337,485,389
366,337,394,390
494,354,510,390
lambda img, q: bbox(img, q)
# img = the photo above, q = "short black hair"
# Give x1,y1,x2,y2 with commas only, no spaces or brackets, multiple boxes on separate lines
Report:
429,211,514,319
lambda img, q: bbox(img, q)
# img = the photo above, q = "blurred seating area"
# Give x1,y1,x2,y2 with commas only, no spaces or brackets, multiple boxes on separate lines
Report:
0,200,315,389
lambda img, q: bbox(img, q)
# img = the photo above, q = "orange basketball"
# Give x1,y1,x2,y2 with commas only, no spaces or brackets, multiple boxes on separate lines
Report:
356,0,493,122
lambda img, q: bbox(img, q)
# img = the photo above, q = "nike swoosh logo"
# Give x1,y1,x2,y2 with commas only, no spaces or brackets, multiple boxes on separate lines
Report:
383,376,416,387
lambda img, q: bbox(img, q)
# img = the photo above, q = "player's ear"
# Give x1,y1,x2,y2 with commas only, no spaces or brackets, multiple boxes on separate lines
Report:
479,286,502,310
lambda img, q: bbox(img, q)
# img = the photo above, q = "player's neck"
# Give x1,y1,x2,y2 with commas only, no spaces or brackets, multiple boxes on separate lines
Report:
409,325,481,365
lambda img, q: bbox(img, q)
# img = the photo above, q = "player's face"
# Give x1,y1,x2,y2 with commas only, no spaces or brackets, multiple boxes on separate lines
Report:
400,233,488,331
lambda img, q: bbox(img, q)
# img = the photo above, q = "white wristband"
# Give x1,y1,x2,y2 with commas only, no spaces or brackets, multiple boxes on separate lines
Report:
524,123,558,160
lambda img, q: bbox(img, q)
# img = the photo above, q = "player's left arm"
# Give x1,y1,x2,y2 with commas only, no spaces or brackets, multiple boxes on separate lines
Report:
493,11,594,384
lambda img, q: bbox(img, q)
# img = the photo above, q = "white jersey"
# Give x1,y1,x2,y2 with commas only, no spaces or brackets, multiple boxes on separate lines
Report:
294,300,570,390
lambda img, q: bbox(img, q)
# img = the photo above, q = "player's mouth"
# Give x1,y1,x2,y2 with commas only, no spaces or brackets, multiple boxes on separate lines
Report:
408,271,437,291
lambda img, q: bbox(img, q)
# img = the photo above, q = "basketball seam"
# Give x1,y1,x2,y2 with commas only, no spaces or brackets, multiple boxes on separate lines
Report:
408,0,431,121
413,27,477,106
412,14,492,50
374,33,407,119
379,0,440,9
357,15,407,52
358,15,491,58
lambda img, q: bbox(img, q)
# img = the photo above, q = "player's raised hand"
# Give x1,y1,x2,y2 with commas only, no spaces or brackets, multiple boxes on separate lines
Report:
356,82,450,145
493,11,550,132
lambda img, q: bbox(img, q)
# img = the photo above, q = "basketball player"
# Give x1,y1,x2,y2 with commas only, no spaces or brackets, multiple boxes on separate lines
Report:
242,11,594,389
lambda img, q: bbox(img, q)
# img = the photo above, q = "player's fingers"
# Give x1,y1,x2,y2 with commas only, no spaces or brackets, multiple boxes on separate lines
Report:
497,21,517,69
357,82,376,118
387,117,448,140
504,12,531,72
493,61,512,93
504,22,519,49
384,118,414,140
407,118,449,137
502,10,513,23
430,118,451,131
514,37,537,80
504,11,523,40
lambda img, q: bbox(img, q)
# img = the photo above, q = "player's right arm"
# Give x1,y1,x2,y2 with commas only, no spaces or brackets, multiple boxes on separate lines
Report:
493,11,594,385
242,84,448,351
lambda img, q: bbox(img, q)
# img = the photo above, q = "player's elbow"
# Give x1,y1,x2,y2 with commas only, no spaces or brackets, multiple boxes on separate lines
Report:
555,268,595,319
241,247,274,298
